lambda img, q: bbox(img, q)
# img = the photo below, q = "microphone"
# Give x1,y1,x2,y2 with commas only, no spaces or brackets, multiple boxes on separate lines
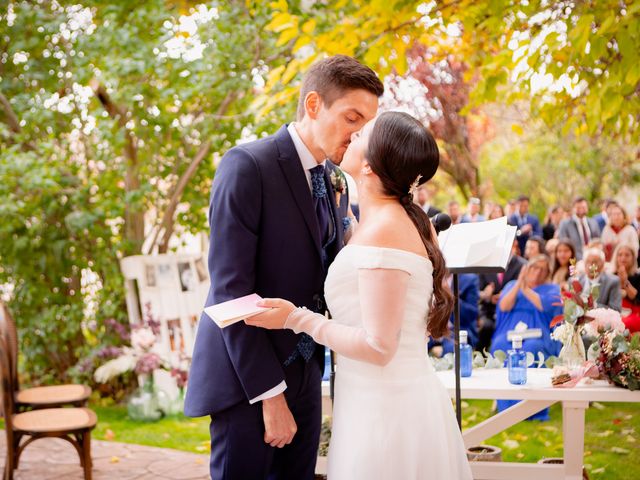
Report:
431,213,452,234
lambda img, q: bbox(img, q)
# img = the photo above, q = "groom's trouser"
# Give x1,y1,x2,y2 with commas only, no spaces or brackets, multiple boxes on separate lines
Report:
209,356,322,480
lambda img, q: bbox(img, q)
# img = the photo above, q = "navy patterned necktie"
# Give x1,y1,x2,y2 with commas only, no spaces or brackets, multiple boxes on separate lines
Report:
283,165,331,367
310,164,331,246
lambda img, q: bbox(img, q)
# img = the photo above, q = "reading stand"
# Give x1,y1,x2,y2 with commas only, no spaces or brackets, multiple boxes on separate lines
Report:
439,217,517,430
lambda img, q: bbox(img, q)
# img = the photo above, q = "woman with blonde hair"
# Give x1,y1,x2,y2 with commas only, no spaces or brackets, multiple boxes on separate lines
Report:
609,244,640,333
601,203,639,261
491,254,562,420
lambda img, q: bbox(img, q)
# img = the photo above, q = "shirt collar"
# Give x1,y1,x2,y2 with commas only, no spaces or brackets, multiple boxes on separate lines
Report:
287,123,326,171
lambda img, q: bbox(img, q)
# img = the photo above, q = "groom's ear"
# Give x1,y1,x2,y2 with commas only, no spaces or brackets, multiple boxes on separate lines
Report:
304,91,321,120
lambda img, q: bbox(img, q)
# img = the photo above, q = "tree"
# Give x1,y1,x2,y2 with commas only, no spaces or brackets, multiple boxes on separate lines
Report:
385,45,495,200
260,0,640,148
0,0,288,382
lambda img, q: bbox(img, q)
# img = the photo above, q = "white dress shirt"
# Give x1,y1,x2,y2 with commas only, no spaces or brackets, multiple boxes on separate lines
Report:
249,123,325,405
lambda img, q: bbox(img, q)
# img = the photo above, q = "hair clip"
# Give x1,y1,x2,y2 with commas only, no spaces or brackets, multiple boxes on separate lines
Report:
409,174,423,196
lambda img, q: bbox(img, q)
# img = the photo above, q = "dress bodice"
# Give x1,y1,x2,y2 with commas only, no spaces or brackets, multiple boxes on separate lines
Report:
324,244,435,379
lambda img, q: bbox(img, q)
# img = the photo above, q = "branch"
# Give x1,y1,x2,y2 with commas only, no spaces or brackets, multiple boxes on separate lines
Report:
0,91,35,151
148,140,212,254
89,78,127,128
0,91,21,133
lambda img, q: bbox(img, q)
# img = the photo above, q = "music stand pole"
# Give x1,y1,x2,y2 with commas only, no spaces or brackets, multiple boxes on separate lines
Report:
453,273,462,430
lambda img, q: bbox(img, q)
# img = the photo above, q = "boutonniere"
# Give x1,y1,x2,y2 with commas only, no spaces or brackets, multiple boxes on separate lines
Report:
330,167,347,207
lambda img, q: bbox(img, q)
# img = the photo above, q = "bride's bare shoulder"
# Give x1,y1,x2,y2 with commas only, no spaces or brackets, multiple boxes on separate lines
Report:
349,213,427,257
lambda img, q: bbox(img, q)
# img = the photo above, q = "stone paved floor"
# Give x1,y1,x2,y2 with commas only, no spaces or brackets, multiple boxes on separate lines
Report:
0,433,210,479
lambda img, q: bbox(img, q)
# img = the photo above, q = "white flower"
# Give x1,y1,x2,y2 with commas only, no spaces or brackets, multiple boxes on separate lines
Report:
131,327,157,351
94,354,137,383
583,308,625,337
551,323,573,344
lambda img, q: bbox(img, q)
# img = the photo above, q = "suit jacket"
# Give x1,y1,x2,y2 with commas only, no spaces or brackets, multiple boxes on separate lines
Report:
422,205,440,218
578,273,622,312
508,213,542,254
428,274,479,353
557,217,601,260
184,125,350,417
593,213,607,232
478,255,527,321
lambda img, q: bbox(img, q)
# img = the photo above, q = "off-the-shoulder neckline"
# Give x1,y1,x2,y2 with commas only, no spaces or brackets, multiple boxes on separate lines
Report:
344,244,432,264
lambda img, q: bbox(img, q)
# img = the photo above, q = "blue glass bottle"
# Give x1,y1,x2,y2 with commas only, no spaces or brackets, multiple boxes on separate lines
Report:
459,330,472,377
508,335,527,385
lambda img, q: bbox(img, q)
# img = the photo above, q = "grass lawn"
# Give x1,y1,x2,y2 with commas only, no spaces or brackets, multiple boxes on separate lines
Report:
2,400,637,478
461,400,639,479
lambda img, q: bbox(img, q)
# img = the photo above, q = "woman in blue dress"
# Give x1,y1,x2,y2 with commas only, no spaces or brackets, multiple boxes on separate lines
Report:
491,254,562,419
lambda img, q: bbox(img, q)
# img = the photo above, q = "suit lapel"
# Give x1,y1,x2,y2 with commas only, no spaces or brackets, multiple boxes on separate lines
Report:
274,126,323,259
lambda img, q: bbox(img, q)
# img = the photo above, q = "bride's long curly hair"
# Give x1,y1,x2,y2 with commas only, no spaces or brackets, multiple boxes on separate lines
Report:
365,111,454,338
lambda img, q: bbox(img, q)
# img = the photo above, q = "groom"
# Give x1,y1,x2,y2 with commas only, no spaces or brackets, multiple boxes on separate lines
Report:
184,55,383,479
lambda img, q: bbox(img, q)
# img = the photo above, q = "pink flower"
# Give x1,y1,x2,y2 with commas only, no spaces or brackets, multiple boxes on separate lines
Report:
131,327,157,351
583,308,625,337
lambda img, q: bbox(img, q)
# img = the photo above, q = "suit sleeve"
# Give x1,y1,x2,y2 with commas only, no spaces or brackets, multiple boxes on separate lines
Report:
208,147,286,401
557,220,570,240
608,277,622,312
458,275,480,326
532,217,542,237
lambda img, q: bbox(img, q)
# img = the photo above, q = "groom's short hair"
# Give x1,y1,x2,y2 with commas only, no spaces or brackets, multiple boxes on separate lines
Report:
297,55,384,120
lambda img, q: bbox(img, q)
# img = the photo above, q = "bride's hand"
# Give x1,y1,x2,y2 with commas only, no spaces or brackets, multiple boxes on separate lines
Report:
245,298,296,330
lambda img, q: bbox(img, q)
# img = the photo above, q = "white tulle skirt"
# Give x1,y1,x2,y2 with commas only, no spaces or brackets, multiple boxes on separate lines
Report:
327,357,473,480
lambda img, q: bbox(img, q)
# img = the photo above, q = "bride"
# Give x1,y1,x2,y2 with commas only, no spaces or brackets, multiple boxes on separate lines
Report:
246,111,473,479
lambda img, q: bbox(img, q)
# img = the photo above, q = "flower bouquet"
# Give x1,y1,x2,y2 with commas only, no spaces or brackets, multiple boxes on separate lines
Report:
592,328,640,391
550,276,596,368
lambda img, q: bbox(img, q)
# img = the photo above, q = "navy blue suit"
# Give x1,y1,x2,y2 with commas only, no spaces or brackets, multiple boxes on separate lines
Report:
184,125,349,479
508,213,542,255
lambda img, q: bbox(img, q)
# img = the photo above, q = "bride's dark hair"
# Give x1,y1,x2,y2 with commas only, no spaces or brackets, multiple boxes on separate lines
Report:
365,111,453,338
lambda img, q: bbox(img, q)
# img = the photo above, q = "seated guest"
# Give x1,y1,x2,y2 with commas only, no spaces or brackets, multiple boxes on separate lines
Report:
542,205,564,241
524,236,545,260
461,197,485,223
545,238,559,258
504,199,516,218
429,273,479,354
488,203,505,220
579,248,622,311
609,244,640,333
601,203,639,262
507,195,542,252
415,184,440,217
491,255,562,420
447,200,462,225
508,195,542,255
557,196,601,261
551,240,576,290
477,240,526,353
593,198,616,232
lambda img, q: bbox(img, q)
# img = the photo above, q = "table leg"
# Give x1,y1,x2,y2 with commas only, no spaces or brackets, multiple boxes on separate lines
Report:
463,399,554,448
562,401,588,480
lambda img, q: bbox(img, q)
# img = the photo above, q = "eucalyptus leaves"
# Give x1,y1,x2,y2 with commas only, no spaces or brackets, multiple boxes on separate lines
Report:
431,349,556,371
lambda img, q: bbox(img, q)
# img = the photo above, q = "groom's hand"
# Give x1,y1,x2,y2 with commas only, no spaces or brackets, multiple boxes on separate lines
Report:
262,393,297,448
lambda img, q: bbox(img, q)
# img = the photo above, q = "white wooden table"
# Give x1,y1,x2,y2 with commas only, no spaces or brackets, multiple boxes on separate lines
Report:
436,368,640,480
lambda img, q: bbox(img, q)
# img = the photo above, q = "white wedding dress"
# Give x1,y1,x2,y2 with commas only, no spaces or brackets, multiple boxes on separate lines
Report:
285,245,473,479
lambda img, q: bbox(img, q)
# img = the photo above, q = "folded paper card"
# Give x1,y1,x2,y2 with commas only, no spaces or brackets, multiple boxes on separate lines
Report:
204,293,271,328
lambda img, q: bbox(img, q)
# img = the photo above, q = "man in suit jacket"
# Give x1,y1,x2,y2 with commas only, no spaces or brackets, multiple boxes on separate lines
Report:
477,240,527,352
592,198,615,232
415,184,440,217
184,56,383,480
558,196,601,260
428,273,480,354
579,248,622,311
508,195,542,254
